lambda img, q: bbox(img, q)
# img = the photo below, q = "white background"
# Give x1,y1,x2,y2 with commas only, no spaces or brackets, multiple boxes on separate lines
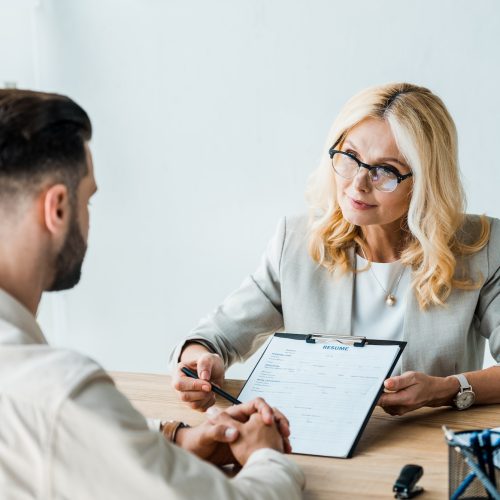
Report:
1,0,499,377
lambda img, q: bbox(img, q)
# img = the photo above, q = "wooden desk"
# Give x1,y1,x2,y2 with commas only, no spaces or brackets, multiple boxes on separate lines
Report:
110,372,500,499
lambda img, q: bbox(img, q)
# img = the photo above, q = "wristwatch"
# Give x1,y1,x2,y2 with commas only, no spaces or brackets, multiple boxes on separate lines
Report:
452,374,475,410
160,421,190,443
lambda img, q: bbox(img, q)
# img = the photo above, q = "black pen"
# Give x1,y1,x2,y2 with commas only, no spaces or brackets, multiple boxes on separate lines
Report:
181,367,242,405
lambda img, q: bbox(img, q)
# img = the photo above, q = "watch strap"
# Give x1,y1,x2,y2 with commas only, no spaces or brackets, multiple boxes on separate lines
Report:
453,373,471,391
160,421,190,443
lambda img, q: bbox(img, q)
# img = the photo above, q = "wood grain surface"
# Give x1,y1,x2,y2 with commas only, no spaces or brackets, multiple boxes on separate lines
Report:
110,371,500,499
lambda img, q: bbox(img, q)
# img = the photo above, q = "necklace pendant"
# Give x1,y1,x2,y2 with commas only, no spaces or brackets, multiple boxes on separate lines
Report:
385,294,396,306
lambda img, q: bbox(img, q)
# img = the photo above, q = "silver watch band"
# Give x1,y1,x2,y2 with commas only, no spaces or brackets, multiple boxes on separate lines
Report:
453,373,471,391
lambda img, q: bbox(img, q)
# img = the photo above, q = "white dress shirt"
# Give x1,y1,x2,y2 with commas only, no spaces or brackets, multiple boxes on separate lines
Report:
0,288,304,500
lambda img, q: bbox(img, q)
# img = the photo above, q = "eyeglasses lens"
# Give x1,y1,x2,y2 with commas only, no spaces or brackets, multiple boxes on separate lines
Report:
332,153,357,179
370,168,398,192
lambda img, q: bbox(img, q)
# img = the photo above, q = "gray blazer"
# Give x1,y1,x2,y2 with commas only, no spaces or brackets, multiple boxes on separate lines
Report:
174,215,500,377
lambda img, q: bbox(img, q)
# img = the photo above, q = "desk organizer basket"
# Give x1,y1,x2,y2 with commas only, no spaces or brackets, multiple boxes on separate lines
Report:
448,429,500,500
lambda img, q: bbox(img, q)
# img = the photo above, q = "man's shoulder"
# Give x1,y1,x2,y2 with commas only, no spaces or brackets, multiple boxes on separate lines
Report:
0,344,108,408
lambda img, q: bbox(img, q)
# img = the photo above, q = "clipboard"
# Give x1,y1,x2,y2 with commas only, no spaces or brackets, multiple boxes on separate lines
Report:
238,332,406,459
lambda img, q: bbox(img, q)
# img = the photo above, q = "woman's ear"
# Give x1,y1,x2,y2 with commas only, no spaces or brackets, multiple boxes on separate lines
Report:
42,184,70,236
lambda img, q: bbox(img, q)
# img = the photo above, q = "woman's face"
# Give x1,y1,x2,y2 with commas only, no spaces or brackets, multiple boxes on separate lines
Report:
335,117,413,230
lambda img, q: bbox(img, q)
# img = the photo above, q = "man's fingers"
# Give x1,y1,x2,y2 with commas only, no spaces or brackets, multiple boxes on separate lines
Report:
208,410,243,429
283,436,292,454
246,397,275,424
202,423,239,443
223,398,274,424
273,408,291,438
206,406,221,418
221,400,290,438
220,401,256,421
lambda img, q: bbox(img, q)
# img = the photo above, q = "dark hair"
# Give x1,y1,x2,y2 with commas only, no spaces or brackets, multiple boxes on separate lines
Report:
0,89,92,199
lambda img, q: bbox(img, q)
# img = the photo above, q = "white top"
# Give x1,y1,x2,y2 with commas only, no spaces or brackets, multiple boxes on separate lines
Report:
0,288,304,500
353,255,411,375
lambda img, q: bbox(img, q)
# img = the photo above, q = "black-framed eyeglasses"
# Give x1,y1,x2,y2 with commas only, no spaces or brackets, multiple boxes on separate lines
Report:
328,147,413,193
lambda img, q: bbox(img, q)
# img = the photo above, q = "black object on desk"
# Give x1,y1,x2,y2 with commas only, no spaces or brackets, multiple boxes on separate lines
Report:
181,367,242,405
393,464,424,499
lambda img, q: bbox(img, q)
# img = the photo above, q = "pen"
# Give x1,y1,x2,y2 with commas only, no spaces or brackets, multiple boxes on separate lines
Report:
181,367,242,405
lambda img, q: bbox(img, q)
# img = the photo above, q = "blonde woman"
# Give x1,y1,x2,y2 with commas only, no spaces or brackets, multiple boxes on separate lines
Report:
171,83,500,416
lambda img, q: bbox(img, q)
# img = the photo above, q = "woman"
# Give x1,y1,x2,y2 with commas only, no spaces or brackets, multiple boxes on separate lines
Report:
171,82,500,416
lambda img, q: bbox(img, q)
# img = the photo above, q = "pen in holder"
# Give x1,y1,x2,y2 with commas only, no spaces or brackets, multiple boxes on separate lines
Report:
443,427,500,500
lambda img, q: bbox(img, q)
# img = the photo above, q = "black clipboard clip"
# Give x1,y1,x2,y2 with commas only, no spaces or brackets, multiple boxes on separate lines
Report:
305,334,366,347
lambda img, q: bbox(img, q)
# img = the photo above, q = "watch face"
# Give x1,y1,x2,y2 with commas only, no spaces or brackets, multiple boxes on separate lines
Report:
456,391,475,410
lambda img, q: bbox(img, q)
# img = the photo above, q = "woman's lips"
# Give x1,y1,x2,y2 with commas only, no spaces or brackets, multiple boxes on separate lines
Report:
348,196,377,210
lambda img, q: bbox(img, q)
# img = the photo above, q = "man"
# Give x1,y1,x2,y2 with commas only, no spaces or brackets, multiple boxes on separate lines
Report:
0,89,305,499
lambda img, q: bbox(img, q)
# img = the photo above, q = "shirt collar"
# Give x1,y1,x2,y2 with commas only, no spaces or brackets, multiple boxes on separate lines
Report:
0,288,47,345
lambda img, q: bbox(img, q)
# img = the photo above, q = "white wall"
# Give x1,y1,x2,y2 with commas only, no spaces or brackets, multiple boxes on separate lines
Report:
0,0,39,88
2,0,499,377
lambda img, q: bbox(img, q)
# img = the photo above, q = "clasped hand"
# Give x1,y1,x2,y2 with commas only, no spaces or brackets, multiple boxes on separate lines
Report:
175,398,292,467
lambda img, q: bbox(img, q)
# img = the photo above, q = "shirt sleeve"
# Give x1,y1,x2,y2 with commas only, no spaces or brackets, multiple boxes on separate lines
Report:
50,377,304,500
170,217,287,368
477,218,500,364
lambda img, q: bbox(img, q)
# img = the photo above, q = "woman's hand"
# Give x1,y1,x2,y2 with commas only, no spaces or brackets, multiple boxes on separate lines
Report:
172,343,225,411
378,371,460,416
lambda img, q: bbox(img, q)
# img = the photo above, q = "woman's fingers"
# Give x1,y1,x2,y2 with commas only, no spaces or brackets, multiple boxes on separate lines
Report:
173,366,216,410
197,353,217,381
174,346,225,412
174,376,211,393
384,371,419,391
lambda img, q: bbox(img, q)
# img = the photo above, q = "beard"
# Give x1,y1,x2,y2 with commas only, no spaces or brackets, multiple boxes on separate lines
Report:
48,212,87,292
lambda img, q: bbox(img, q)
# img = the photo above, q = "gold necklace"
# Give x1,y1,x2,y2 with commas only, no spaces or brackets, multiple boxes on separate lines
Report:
359,247,406,307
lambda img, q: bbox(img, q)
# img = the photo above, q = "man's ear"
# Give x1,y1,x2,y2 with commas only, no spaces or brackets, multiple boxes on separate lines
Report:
42,184,71,236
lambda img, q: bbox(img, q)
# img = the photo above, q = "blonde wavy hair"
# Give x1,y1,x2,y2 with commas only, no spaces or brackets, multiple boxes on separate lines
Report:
307,82,490,309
